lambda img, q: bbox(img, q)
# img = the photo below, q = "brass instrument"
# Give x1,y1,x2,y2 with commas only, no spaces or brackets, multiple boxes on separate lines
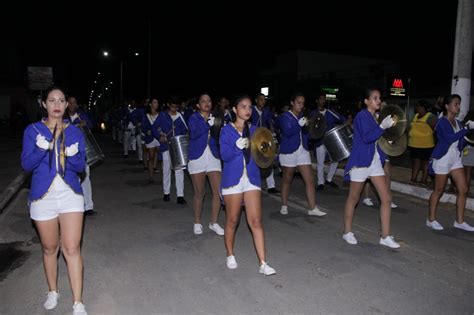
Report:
378,104,407,141
250,127,278,169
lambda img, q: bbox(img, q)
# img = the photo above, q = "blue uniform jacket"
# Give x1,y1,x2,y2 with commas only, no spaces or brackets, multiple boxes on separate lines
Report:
141,113,160,145
344,109,386,180
155,111,188,152
250,106,274,129
67,111,94,129
431,117,467,159
21,120,86,203
188,111,220,160
131,106,146,127
220,124,261,189
278,111,309,154
311,109,346,147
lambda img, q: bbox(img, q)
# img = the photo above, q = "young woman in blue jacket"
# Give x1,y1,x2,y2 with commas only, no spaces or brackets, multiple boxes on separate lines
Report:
342,88,400,249
427,94,474,231
21,86,88,314
220,95,276,276
187,93,224,236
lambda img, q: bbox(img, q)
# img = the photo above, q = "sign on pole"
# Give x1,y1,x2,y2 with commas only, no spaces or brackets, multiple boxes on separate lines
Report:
27,67,53,91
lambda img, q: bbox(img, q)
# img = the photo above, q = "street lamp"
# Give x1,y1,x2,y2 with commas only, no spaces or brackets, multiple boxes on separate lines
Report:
102,50,141,103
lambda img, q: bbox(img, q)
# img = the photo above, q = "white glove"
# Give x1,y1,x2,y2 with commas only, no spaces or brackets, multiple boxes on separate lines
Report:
36,134,51,150
379,115,395,130
465,120,474,129
65,142,79,157
235,137,249,150
207,116,215,127
298,117,308,127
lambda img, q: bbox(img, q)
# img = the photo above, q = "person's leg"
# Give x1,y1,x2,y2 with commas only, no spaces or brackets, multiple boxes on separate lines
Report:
370,176,392,238
428,174,448,221
175,168,185,197
136,135,143,161
450,168,468,223
421,159,429,184
123,130,130,156
162,151,171,196
243,190,265,263
326,161,338,183
81,165,94,211
58,213,84,303
316,145,326,186
190,172,206,224
297,164,316,209
343,182,365,233
464,165,472,195
147,147,156,180
411,158,421,182
224,193,243,257
265,170,276,190
281,166,295,206
207,171,222,224
34,218,60,292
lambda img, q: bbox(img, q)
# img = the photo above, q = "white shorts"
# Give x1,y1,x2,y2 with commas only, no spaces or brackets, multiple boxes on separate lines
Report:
145,139,160,148
279,145,311,167
350,151,385,182
30,176,84,221
432,147,463,175
222,174,261,195
188,145,222,174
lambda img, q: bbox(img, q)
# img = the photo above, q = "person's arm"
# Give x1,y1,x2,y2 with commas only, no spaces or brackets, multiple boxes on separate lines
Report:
280,114,301,137
358,113,384,144
436,118,468,144
220,127,241,162
65,130,86,173
188,115,210,140
21,126,48,172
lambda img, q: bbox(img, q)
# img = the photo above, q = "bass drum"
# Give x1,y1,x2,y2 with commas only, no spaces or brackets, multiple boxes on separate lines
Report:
322,124,353,162
83,126,105,166
168,135,189,170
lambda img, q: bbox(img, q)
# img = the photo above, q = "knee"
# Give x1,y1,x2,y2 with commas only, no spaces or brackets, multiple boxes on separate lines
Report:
62,244,81,258
42,244,59,257
249,218,263,230
226,216,239,228
458,185,468,196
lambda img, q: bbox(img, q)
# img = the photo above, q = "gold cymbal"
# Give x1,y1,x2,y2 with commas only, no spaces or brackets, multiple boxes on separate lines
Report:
250,127,278,168
378,133,407,156
378,104,407,141
308,112,327,140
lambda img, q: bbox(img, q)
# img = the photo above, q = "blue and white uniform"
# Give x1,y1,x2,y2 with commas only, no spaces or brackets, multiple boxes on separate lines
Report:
277,111,311,167
344,109,386,182
187,111,221,174
220,123,261,195
22,120,86,220
142,112,160,148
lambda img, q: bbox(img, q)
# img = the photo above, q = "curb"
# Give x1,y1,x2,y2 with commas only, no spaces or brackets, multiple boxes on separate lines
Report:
313,163,474,211
0,172,28,213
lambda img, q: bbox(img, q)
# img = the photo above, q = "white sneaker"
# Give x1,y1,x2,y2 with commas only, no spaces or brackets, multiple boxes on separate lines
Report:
308,206,327,216
426,219,444,230
43,290,59,310
73,302,88,315
379,235,400,249
342,232,358,245
193,223,203,235
362,198,374,206
280,205,288,215
209,223,225,235
226,255,238,269
453,221,474,232
391,202,398,209
259,262,276,276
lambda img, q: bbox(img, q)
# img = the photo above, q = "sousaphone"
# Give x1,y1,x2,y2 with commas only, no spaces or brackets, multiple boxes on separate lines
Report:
250,127,278,169
378,104,407,141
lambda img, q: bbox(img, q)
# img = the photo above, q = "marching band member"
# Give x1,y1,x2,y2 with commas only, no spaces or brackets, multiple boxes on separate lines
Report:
122,100,136,158
311,93,346,190
342,88,400,248
131,100,146,165
427,94,474,231
278,92,326,216
220,94,276,275
155,97,188,204
21,86,88,314
251,93,278,194
142,98,160,183
66,96,96,216
187,93,225,235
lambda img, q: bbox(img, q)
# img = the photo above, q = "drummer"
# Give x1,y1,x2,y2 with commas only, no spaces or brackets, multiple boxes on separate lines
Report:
155,97,188,204
277,92,326,216
251,93,278,194
66,96,96,216
342,88,400,248
311,93,346,191
187,93,225,235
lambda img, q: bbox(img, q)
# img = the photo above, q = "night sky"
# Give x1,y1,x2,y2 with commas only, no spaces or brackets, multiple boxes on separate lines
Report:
3,2,459,103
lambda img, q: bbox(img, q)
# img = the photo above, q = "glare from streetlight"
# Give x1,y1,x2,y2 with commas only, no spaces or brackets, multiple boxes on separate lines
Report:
135,52,139,56
98,72,101,75
103,51,109,57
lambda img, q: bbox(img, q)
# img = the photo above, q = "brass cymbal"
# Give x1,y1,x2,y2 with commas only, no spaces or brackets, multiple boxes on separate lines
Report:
308,112,327,140
250,127,278,168
378,133,407,156
378,104,407,141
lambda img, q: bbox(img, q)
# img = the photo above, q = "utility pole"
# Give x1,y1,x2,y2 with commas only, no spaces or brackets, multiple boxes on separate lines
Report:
451,0,473,120
147,19,152,99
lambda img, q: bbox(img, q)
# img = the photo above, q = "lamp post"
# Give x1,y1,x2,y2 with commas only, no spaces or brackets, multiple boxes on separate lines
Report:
103,51,139,104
